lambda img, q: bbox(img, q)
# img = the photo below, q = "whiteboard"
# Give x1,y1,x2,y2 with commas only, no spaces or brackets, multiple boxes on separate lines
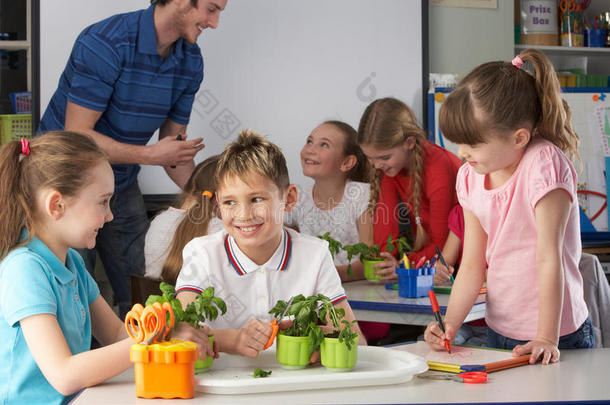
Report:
40,0,426,194
432,88,610,231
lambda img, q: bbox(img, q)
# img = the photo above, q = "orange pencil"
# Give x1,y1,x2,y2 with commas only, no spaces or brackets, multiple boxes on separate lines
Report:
484,355,531,373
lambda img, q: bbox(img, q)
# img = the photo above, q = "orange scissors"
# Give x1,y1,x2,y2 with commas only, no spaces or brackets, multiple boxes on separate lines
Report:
559,0,578,13
418,371,488,384
125,302,175,344
264,297,294,350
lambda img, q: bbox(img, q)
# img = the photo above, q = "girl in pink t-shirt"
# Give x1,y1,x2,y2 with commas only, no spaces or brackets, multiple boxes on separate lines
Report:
424,49,593,365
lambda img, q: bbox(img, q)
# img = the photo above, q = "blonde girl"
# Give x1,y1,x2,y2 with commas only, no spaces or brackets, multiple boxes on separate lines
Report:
0,132,211,404
144,155,223,284
358,98,462,279
288,121,373,281
424,50,593,364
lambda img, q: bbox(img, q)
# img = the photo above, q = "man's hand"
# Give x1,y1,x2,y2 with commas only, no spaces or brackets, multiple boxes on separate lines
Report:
149,135,204,167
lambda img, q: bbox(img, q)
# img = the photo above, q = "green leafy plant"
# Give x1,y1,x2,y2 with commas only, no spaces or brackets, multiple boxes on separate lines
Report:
269,294,325,354
318,233,353,276
344,235,411,263
386,235,411,259
317,232,342,260
269,293,358,353
146,282,227,328
253,368,272,378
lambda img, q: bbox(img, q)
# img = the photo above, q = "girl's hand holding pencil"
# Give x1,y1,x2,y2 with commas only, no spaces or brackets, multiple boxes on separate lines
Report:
434,262,454,286
424,320,457,353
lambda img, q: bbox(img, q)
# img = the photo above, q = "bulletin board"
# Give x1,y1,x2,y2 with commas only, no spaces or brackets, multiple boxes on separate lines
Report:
39,0,428,194
430,88,610,231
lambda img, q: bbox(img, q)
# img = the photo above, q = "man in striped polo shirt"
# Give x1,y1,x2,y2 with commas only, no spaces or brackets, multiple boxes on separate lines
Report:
40,0,227,318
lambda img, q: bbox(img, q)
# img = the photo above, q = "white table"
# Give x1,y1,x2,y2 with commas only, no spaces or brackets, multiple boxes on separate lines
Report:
343,280,486,325
72,346,610,404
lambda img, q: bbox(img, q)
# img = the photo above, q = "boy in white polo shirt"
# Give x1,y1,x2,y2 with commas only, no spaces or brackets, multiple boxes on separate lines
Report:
176,130,365,358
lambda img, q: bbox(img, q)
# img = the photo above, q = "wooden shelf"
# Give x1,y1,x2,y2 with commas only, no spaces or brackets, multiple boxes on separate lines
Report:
515,44,610,57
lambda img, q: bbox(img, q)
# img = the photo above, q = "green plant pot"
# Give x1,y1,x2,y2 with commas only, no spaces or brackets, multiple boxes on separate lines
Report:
363,259,383,281
320,335,358,372
194,335,214,373
276,334,311,370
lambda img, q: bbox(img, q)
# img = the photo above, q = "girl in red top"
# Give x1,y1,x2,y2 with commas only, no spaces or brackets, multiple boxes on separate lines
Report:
358,97,462,280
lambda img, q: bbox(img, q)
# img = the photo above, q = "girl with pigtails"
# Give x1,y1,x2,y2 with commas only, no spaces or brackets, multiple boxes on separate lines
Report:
356,98,461,344
425,50,593,364
357,97,462,279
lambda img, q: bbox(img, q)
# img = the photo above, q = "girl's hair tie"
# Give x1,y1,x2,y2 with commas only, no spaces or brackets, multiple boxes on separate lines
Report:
202,190,213,198
511,55,524,69
20,138,30,156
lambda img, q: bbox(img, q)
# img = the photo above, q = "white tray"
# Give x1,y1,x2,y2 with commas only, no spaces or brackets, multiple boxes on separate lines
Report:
195,346,428,394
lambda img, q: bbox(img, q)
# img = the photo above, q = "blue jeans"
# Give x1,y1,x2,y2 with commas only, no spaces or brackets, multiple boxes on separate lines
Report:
487,317,595,350
78,181,149,319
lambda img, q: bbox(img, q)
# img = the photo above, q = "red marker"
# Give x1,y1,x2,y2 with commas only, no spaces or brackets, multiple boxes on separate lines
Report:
428,290,451,353
415,256,427,269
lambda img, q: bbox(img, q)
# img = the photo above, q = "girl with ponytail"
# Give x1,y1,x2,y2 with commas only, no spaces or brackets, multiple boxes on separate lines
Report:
144,155,223,284
425,50,592,364
0,132,213,404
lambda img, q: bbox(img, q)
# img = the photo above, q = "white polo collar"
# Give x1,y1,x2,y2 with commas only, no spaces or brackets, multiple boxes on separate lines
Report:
224,228,292,276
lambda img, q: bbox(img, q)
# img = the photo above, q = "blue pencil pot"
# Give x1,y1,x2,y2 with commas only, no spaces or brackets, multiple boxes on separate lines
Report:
395,266,435,298
585,29,605,47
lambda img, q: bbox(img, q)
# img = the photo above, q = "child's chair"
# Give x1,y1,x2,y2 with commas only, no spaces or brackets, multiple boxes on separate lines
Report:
130,275,161,307
578,253,610,348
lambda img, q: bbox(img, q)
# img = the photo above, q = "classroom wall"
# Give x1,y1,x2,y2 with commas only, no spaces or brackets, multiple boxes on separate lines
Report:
428,1,514,78
40,1,426,195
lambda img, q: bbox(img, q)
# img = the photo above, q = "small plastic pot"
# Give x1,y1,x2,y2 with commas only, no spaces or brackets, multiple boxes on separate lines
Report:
363,259,384,281
320,335,359,372
276,334,311,369
194,335,214,373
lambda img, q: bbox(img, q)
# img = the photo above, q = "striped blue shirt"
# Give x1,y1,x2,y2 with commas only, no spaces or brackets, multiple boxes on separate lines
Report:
40,4,204,191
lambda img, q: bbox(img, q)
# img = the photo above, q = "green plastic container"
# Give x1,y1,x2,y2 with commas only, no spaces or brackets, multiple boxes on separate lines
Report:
276,334,311,369
194,335,214,373
320,335,358,372
363,259,384,281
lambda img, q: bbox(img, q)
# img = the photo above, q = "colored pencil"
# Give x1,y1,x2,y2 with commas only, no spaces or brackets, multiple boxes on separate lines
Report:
484,355,531,373
428,290,451,353
435,246,454,285
427,361,461,373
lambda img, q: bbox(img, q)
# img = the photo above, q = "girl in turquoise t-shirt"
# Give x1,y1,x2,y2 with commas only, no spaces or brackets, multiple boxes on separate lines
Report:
0,132,211,404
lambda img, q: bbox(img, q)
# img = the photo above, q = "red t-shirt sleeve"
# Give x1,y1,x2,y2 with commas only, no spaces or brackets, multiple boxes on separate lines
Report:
372,174,399,252
409,161,458,263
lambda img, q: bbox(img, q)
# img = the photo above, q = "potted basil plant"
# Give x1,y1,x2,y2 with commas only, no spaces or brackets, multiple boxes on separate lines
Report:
146,282,227,373
343,235,410,281
268,294,326,369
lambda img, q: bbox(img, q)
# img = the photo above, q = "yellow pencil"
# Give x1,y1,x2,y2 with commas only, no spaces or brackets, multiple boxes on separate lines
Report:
403,253,410,268
427,361,461,373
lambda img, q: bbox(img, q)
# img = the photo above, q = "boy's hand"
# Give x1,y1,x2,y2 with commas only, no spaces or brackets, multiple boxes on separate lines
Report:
434,263,454,285
424,321,456,351
513,338,560,365
234,319,272,357
375,252,399,281
170,322,217,360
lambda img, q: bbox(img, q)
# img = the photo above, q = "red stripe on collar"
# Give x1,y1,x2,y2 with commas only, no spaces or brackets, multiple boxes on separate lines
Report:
278,229,292,271
224,234,246,276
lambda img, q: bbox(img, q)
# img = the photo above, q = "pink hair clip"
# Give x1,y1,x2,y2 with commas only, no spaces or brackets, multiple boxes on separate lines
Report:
20,138,30,156
511,55,524,69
